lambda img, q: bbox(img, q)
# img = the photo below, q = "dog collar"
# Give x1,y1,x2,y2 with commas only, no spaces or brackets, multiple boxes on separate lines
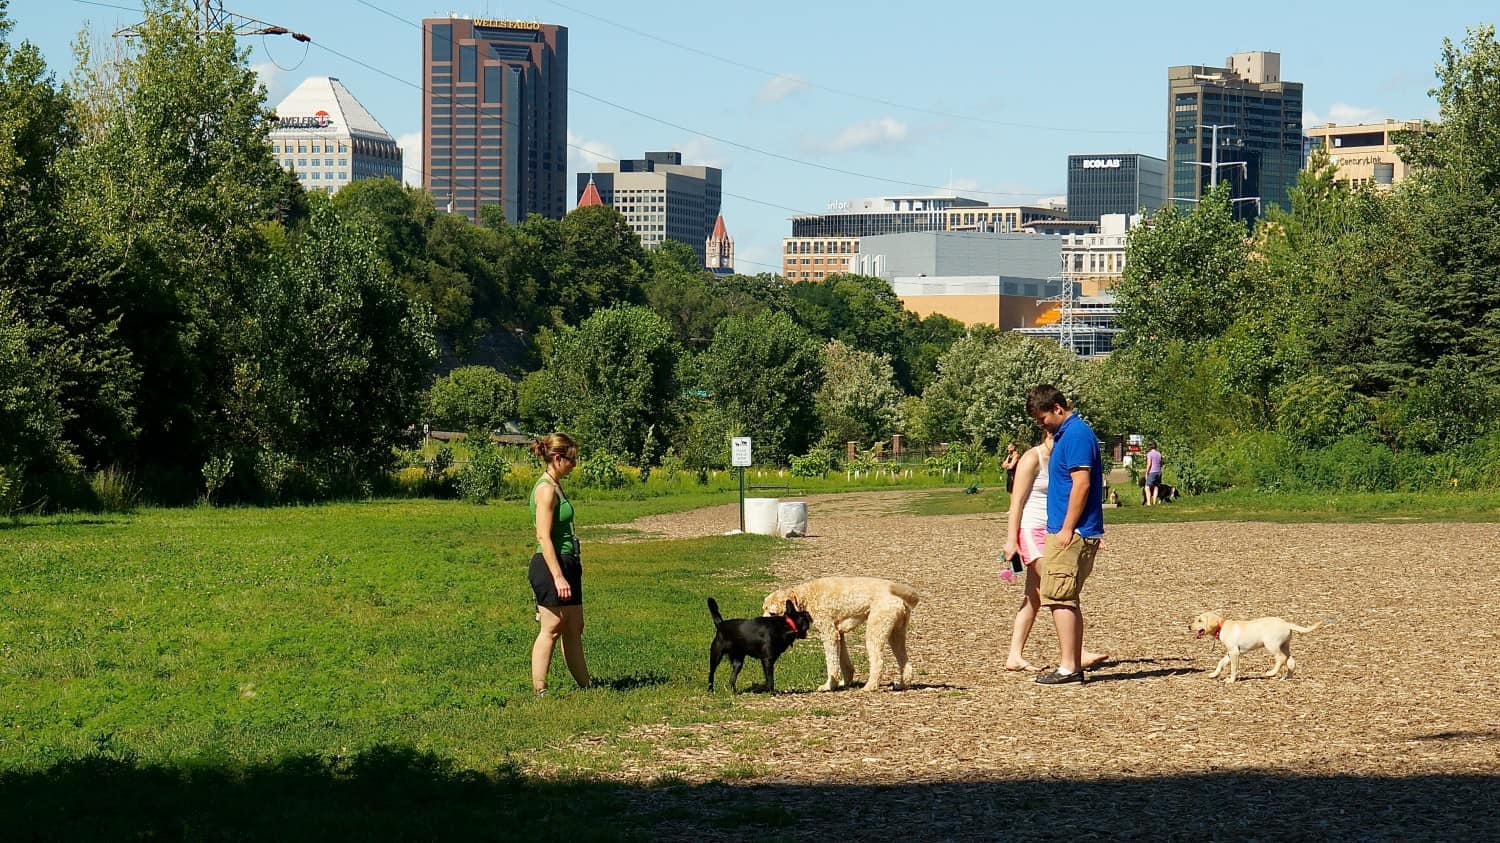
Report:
784,615,800,634
1215,628,1223,641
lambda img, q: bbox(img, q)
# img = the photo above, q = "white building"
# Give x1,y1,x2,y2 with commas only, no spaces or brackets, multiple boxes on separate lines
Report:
268,77,402,193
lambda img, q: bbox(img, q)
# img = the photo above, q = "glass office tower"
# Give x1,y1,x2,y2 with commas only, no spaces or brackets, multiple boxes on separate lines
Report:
422,17,567,223
1166,52,1303,221
1066,154,1166,222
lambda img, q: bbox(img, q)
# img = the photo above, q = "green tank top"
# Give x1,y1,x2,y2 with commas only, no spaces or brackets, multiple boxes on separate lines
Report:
530,476,577,556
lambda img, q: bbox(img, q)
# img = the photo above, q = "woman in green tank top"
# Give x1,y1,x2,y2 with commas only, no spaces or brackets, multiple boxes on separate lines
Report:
528,433,589,695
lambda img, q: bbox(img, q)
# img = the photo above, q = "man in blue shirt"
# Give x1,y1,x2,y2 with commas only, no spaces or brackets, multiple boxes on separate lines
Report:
1026,384,1105,686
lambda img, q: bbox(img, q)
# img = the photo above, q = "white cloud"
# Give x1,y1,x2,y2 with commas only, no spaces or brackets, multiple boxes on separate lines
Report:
804,117,911,155
252,62,289,105
673,137,726,169
1304,102,1384,127
756,74,808,105
567,129,617,176
396,132,423,188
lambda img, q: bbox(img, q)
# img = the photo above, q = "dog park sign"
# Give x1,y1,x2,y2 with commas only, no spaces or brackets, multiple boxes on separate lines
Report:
732,437,752,532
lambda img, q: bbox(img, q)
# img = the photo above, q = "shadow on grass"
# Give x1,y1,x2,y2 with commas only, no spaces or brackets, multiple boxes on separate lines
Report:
593,672,670,691
5,746,1497,841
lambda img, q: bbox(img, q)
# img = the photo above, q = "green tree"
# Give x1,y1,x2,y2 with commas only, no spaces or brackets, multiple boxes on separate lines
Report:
1113,184,1252,350
697,310,822,462
59,2,291,493
227,203,437,485
520,306,678,465
425,366,516,432
554,205,648,323
814,340,903,448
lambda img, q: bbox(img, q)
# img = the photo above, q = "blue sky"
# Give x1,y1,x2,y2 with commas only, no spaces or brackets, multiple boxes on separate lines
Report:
8,0,1491,273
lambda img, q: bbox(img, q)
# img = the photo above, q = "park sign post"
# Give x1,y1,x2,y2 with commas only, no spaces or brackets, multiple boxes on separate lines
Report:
732,437,751,533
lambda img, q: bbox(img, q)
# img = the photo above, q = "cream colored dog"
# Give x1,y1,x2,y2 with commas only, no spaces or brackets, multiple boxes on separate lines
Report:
763,577,918,691
1191,610,1329,683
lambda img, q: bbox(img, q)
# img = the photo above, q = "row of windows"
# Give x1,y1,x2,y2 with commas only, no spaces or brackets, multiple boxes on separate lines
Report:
786,257,850,267
272,141,347,154
785,239,858,254
286,158,346,168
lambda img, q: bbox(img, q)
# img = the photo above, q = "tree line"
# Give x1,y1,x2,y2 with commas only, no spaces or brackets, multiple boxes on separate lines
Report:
6,2,1496,509
1105,25,1500,493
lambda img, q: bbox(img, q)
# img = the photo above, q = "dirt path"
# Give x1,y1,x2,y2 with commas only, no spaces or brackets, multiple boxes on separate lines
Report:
572,491,1500,839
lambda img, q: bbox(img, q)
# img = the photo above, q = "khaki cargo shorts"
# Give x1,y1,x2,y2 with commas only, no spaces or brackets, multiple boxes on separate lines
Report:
1039,532,1100,607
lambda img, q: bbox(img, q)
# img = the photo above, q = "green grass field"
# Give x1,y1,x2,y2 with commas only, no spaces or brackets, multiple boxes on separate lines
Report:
0,493,827,838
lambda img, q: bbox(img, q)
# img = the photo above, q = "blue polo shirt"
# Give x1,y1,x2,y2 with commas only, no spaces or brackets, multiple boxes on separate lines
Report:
1046,412,1105,538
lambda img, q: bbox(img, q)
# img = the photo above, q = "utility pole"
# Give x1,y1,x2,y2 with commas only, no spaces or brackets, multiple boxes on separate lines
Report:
117,1,310,42
1193,123,1247,188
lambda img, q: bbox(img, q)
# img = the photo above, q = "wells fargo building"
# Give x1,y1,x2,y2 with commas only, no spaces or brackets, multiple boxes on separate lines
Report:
422,17,567,222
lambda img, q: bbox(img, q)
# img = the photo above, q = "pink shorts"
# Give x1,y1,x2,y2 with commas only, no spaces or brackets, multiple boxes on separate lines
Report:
1019,527,1048,565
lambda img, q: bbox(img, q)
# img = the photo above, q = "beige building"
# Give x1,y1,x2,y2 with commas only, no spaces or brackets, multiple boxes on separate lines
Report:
1304,120,1428,189
1060,213,1136,296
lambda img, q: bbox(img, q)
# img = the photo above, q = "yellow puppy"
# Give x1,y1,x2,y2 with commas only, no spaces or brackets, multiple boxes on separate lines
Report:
764,577,919,691
1190,610,1329,683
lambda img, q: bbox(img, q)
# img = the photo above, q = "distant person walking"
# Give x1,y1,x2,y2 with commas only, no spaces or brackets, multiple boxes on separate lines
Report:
529,433,590,695
1026,384,1106,686
1002,442,1021,494
1001,430,1108,673
1145,442,1163,506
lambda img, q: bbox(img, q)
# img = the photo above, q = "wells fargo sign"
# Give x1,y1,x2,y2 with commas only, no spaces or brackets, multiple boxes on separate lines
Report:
474,19,543,30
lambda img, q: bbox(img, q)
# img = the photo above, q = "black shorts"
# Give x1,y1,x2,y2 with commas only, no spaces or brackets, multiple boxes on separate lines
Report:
529,552,582,607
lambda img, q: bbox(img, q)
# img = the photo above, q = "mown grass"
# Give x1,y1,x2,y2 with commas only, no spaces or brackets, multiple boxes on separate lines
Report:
908,486,1500,523
0,495,831,838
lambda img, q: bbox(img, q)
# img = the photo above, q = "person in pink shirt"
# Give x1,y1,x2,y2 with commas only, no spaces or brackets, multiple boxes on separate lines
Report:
1144,443,1163,506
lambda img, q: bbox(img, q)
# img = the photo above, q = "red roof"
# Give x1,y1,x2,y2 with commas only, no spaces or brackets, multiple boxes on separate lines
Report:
709,214,729,240
577,178,603,208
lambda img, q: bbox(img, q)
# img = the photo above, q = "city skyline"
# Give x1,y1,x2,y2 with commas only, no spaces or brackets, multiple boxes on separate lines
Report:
12,0,1483,273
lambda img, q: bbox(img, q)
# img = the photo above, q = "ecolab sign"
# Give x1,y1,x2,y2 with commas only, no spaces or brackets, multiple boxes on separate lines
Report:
278,110,333,129
1081,158,1122,169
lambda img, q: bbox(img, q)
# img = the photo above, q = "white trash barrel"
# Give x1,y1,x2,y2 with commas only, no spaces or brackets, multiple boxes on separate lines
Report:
744,497,781,536
777,501,808,537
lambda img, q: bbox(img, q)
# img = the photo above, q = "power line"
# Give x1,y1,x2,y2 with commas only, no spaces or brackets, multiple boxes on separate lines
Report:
345,0,1061,200
540,0,1156,137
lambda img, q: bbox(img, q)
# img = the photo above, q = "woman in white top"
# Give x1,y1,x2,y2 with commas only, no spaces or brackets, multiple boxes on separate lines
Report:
1002,432,1108,672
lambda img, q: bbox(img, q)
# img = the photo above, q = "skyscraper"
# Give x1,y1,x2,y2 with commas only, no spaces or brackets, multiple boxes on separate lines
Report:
576,152,722,265
422,17,567,223
1166,52,1303,220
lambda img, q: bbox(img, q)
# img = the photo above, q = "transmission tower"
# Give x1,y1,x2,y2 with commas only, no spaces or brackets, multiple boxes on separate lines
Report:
1039,274,1077,354
117,1,309,42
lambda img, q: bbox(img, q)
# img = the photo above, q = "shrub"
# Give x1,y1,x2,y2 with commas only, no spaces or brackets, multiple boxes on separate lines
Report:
89,465,140,513
457,446,511,503
0,465,21,517
202,453,234,505
576,451,629,490
789,447,838,478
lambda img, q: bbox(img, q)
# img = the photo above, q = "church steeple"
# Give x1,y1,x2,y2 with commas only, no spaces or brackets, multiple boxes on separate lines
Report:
706,214,734,275
577,175,604,208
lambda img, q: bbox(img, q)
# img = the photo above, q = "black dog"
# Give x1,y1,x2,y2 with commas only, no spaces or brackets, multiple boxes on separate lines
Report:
1140,480,1180,504
707,598,812,694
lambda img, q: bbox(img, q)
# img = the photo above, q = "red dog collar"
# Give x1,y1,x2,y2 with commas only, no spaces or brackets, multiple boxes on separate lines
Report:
784,615,800,634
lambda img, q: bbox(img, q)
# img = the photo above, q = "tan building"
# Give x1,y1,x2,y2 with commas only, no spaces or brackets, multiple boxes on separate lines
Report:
781,236,859,282
892,277,1058,328
1304,119,1428,189
1059,213,1135,296
942,205,1065,232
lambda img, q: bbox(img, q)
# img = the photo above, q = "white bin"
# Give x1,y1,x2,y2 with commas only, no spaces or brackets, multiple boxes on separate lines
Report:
777,501,808,537
744,497,781,536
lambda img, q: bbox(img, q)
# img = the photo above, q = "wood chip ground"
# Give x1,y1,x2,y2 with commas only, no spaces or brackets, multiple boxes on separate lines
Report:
544,491,1500,840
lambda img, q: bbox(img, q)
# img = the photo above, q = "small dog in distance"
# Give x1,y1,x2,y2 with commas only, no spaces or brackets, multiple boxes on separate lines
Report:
1191,610,1331,683
708,598,813,694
